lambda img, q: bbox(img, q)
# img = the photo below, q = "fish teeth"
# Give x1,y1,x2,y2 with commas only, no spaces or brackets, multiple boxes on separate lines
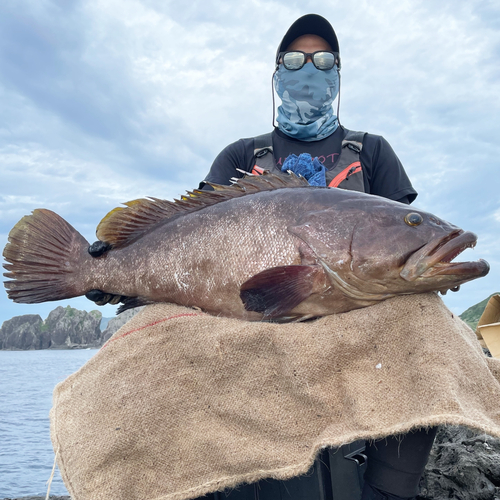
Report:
441,241,474,264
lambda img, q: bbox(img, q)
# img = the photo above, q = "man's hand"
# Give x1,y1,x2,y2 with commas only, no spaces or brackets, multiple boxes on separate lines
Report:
88,240,112,257
86,242,126,306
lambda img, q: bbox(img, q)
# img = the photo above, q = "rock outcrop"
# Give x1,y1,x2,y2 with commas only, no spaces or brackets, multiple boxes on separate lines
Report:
0,314,50,350
418,426,500,500
45,306,102,348
0,305,144,350
0,306,102,350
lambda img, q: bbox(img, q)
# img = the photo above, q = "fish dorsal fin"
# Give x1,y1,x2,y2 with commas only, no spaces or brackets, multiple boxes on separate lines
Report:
96,171,310,248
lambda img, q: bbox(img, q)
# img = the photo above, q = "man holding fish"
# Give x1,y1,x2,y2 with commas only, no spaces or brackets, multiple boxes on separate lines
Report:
198,14,433,500
4,13,489,500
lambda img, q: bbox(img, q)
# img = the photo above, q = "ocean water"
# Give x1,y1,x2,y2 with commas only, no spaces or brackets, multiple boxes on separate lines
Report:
0,349,97,498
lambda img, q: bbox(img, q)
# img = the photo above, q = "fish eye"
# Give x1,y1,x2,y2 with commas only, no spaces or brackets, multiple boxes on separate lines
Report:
404,213,423,226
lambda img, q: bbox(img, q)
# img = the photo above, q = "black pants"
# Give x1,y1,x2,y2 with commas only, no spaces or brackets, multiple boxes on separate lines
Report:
362,426,438,499
199,427,437,500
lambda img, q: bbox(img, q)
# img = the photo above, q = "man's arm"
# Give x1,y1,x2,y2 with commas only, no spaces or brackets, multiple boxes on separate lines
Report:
360,134,418,204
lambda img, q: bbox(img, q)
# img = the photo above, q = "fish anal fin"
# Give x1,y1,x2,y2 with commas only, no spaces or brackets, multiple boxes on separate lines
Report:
116,296,156,314
240,265,325,319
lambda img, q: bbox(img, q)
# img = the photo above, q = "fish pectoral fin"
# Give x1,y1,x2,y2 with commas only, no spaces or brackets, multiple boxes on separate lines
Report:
240,265,324,319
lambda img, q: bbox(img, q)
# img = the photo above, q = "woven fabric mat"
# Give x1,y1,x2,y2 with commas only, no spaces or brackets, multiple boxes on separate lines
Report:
50,293,500,500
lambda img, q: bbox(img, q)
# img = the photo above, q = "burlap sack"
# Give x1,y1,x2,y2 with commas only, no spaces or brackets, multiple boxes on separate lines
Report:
50,293,500,500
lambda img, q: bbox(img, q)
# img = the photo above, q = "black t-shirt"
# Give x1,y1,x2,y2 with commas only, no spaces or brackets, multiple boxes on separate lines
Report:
201,127,417,204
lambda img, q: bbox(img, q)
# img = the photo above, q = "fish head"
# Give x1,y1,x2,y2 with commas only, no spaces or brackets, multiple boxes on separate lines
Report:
347,200,489,294
291,194,489,299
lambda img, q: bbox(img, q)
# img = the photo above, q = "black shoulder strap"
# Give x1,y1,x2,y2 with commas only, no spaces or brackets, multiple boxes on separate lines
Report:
342,130,365,153
325,129,367,193
252,132,277,173
254,132,273,151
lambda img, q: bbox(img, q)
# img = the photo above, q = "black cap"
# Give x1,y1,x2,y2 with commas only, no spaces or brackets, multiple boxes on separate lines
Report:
276,14,340,65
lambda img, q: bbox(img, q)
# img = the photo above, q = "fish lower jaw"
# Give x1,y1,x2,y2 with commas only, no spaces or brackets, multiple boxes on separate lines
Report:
418,259,490,278
419,261,462,277
404,259,490,295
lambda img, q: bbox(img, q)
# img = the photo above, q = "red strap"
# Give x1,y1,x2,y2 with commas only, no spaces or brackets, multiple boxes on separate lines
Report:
101,313,202,348
328,162,361,188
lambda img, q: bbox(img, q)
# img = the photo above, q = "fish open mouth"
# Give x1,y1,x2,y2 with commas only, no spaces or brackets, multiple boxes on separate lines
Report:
400,230,489,282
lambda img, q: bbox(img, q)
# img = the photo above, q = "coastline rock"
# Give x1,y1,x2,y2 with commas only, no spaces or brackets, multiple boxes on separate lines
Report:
0,305,143,350
45,306,102,348
418,426,500,500
0,314,49,350
102,307,143,343
0,306,103,350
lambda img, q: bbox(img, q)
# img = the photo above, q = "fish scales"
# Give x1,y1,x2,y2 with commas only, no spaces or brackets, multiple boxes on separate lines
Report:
84,190,310,319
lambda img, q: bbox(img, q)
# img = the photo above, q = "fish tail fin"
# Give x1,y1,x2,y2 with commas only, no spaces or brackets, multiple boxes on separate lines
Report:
3,209,90,303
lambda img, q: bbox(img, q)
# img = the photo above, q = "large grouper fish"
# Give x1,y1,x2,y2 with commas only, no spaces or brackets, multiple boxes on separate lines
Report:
3,173,489,321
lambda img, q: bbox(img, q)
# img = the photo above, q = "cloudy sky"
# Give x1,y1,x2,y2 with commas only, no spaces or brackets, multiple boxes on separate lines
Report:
1,0,499,324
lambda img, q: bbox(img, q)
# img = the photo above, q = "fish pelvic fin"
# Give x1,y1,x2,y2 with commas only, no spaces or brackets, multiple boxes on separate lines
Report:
240,265,324,320
3,209,90,303
96,172,311,249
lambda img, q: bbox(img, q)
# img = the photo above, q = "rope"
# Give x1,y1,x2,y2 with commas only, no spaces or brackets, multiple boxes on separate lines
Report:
45,447,59,500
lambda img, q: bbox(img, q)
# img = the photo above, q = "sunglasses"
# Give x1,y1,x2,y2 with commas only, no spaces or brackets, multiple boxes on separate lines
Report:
278,51,340,71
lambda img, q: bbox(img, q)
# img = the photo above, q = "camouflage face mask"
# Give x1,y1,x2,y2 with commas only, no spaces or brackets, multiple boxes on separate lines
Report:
274,62,340,142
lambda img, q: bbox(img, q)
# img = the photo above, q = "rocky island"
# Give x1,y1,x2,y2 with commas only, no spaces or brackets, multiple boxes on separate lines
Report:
3,291,498,351
0,306,141,350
